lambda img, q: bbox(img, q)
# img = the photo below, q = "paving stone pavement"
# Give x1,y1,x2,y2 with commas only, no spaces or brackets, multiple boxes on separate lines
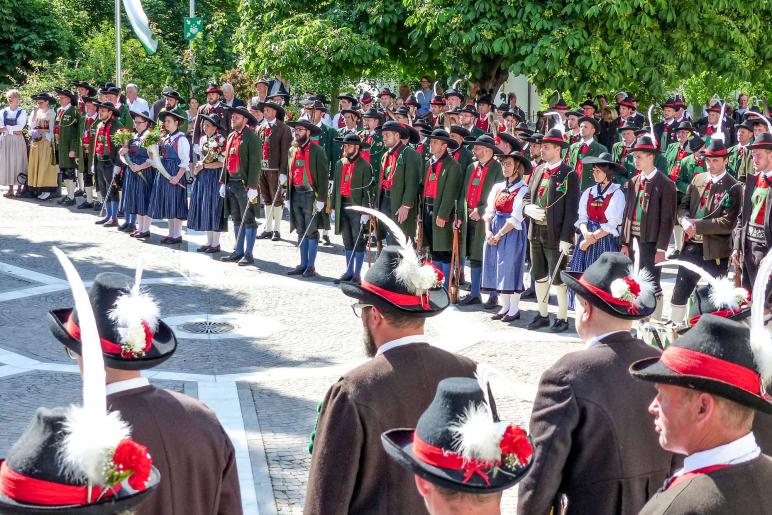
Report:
0,194,606,514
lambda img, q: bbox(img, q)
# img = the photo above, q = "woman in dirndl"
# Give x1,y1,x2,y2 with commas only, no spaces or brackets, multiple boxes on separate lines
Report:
567,152,626,307
188,113,226,253
119,110,157,239
481,150,531,322
25,93,58,199
0,89,28,197
148,110,189,244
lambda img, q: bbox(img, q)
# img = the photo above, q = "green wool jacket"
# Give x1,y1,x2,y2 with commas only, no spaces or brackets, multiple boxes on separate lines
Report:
311,124,337,178
77,113,99,174
56,104,80,169
117,103,132,130
728,143,753,180
611,141,634,184
359,130,385,171
376,143,422,240
422,153,463,252
567,139,608,190
674,153,703,195
461,158,504,261
220,128,262,188
332,155,374,234
288,142,330,234
332,127,358,173
452,146,474,180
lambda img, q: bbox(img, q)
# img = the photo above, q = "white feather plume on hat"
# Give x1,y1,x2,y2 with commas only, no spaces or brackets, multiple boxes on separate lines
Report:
657,260,749,312
750,252,772,392
345,206,440,295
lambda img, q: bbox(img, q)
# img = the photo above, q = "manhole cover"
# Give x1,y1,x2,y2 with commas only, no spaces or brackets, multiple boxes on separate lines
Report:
180,321,236,334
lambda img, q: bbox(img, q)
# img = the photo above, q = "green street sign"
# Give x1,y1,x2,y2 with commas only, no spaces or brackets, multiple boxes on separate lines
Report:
184,17,203,41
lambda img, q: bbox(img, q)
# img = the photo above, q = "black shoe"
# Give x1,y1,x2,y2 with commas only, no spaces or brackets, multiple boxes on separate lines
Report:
287,266,305,276
118,222,132,232
93,202,102,212
95,217,109,225
134,231,151,239
460,280,471,292
258,231,273,239
196,245,210,253
527,314,551,330
483,296,499,310
271,231,280,241
302,267,317,278
334,272,354,285
204,245,221,253
501,312,521,322
548,318,569,333
491,313,505,320
457,294,481,306
521,285,536,300
103,219,118,228
56,196,68,205
667,249,681,259
125,224,136,233
237,255,254,266
322,235,332,246
63,198,76,206
77,201,93,210
74,189,85,197
221,253,244,262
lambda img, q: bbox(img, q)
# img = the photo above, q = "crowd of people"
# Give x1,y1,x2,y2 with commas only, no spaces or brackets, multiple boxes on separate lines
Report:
1,76,772,514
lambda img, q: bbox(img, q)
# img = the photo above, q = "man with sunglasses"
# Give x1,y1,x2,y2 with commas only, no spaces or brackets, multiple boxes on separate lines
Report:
305,243,480,514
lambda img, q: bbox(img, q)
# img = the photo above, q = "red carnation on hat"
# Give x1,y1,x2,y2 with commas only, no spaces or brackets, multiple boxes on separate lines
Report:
499,424,532,465
623,277,640,296
113,438,153,491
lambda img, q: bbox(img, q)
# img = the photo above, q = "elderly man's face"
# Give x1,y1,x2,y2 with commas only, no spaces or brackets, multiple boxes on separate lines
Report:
648,384,698,454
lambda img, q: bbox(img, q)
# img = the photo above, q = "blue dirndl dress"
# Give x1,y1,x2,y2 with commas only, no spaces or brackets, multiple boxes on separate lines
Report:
568,182,623,307
149,132,188,220
481,181,528,294
188,133,225,231
123,132,157,216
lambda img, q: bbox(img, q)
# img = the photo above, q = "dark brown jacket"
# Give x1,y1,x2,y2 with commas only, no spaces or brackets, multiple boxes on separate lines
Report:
639,454,772,514
107,385,242,515
525,162,580,245
258,120,292,174
517,331,673,515
622,170,677,250
304,342,478,515
735,172,772,253
677,171,742,259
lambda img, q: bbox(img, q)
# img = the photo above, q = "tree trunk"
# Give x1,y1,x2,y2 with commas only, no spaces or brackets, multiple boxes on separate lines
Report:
471,56,509,102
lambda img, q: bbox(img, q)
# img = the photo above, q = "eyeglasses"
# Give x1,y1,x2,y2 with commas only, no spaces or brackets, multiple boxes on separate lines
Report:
351,303,373,318
63,346,78,360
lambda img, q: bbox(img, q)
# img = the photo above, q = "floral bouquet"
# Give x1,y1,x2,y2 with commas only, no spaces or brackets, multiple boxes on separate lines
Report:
111,128,133,147
140,126,163,148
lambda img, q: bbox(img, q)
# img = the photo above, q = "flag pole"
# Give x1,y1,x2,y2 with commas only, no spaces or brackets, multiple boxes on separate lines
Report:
115,0,122,88
189,0,195,94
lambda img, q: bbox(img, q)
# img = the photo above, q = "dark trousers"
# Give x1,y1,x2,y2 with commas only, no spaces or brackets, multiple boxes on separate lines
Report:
421,200,434,253
377,191,396,245
630,240,662,296
225,180,257,227
743,238,772,305
672,242,729,305
60,167,77,181
82,155,93,187
530,223,564,285
259,169,283,205
96,160,118,201
340,199,367,251
291,189,319,241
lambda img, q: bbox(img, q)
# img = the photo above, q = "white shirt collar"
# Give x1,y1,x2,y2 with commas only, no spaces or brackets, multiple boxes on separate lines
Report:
677,432,760,477
376,334,426,356
584,330,629,349
709,171,727,183
546,160,562,169
106,377,150,396
582,138,594,145
642,168,658,181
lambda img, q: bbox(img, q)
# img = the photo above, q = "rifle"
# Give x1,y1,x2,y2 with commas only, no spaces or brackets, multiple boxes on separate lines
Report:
449,200,461,303
416,194,424,256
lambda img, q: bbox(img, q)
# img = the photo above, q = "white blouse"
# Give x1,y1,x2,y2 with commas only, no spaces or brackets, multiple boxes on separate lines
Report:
575,182,625,236
0,107,27,133
27,108,55,141
483,179,528,230
163,131,191,171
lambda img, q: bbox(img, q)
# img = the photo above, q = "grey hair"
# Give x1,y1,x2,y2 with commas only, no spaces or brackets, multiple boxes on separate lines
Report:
222,83,234,93
126,84,138,92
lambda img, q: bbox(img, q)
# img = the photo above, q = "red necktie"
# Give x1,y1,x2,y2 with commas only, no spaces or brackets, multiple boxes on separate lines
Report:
707,126,715,136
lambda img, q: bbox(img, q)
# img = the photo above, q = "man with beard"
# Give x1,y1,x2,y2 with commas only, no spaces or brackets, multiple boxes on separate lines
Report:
305,232,479,515
257,101,292,241
654,97,679,152
332,133,374,284
286,120,329,277
220,106,262,265
92,101,123,226
155,89,188,133
194,83,228,148
458,104,484,138
360,108,385,167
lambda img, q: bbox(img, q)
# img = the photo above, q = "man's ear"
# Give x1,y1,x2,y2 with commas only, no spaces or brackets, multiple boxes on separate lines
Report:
414,475,432,497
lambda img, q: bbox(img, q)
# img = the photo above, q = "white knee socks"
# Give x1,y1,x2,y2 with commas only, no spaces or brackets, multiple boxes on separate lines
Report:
556,284,568,320
674,227,684,252
508,292,521,316
272,206,283,231
535,280,550,317
497,294,511,315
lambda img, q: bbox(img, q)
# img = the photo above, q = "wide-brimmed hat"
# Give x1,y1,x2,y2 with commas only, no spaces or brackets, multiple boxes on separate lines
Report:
48,272,177,371
735,119,755,134
618,119,641,133
95,101,121,117
444,80,465,101
505,110,523,122
266,80,290,102
449,125,470,139
459,104,478,116
630,315,772,413
378,88,396,99
470,134,504,153
287,119,322,136
688,135,706,153
130,109,155,127
581,98,597,110
341,245,448,316
426,128,460,151
495,132,522,152
706,102,725,114
430,95,446,106
561,252,655,319
198,113,225,132
31,92,55,104
99,83,120,96
339,108,361,119
749,133,772,151
337,93,359,106
550,98,570,110
161,89,183,103
225,105,258,126
334,132,370,149
513,122,533,136
54,87,77,102
382,377,533,493
581,152,627,177
676,121,696,133
158,108,186,124
541,128,569,149
499,150,532,175
404,95,420,107
205,82,222,95
360,91,373,105
704,139,729,158
631,135,659,153
661,98,676,109
0,407,160,513
379,120,410,139
260,101,285,120
476,95,493,106
617,96,635,108
72,81,97,96
81,96,98,106
578,115,600,133
361,108,383,121
521,131,543,144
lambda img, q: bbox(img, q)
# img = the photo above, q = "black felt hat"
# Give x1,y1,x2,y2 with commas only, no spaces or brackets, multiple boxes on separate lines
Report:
73,81,97,97
617,96,635,108
470,134,504,153
581,152,627,177
95,101,121,117
205,82,222,95
130,109,155,127
618,119,641,133
334,132,370,149
341,246,448,316
521,131,543,144
48,272,177,371
287,119,322,136
379,120,410,139
99,83,120,96
459,104,479,116
631,135,659,154
704,139,729,158
499,151,532,175
378,88,396,99
581,98,597,110
225,105,258,126
688,135,706,153
426,128,460,151
198,113,225,132
339,108,361,119
550,98,570,110
337,93,359,106
405,125,421,145
0,408,160,513
158,108,186,124
578,115,600,133
676,121,696,133
561,252,655,319
476,95,493,106
541,128,569,148
682,284,751,331
404,95,420,107
513,122,533,136
735,119,755,134
54,87,77,102
361,108,383,121
382,377,533,493
749,133,772,151
260,101,285,120
31,93,55,104
449,125,471,139
81,96,98,105
505,110,523,122
630,315,772,413
495,132,522,153
161,89,183,103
